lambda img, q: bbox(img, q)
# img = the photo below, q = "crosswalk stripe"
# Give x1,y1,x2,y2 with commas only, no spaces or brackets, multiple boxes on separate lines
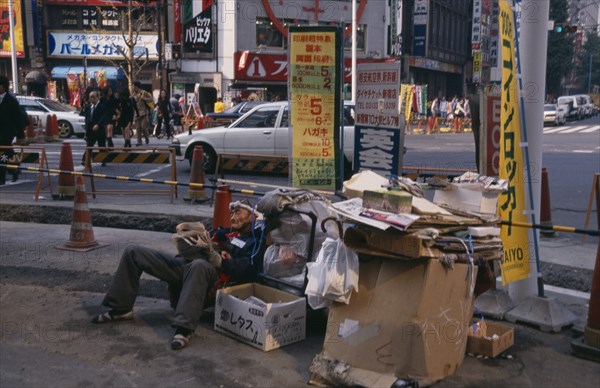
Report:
561,125,588,133
581,126,600,133
543,126,567,134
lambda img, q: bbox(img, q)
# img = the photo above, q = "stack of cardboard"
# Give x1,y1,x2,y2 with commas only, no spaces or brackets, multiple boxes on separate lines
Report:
310,172,504,386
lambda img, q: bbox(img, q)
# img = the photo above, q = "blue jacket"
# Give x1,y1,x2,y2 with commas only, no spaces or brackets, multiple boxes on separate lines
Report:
213,226,266,283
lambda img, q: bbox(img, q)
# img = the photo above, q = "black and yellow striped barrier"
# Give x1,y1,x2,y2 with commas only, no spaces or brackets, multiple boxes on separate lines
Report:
499,220,599,237
0,146,53,201
85,147,177,203
0,164,266,197
216,153,289,178
0,151,40,164
91,151,171,164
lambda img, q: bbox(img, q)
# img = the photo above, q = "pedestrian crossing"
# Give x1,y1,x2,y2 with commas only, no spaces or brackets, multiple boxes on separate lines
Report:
544,124,599,134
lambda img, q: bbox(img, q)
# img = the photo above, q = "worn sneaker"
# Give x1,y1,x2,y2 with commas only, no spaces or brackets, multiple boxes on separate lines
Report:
91,310,133,324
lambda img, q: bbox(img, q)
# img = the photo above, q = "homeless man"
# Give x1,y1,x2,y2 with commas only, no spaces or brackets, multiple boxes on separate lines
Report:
91,200,266,350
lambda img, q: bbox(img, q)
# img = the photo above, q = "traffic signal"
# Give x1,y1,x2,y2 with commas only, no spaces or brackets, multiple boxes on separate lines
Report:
172,43,181,60
554,24,578,33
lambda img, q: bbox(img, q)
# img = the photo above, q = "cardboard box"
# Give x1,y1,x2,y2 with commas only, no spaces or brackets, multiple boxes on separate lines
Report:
318,259,477,386
214,283,306,351
467,321,514,357
363,189,413,214
344,227,441,259
433,185,499,216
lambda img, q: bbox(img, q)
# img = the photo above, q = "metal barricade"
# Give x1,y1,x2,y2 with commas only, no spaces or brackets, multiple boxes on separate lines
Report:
0,145,53,200
85,147,178,203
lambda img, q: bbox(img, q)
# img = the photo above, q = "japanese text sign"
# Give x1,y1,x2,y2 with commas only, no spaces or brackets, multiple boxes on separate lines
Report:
288,26,341,190
354,62,404,177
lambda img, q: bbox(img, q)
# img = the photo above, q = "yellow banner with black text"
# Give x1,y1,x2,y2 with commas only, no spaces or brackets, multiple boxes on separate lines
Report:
498,0,531,285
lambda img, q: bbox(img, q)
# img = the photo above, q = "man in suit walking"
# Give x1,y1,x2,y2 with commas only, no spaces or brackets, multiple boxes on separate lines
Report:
82,90,109,166
0,75,28,185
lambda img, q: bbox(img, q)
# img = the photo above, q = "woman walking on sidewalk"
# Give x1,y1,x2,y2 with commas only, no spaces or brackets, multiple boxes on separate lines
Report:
116,88,135,148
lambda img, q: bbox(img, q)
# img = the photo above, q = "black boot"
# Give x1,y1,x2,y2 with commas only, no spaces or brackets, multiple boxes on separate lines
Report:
107,137,114,147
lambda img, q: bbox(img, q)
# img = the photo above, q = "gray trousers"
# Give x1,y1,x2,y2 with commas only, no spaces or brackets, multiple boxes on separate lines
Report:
102,245,217,331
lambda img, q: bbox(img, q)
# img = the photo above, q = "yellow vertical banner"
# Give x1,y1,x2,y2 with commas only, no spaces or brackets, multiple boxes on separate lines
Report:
289,27,340,190
0,0,25,58
498,0,531,285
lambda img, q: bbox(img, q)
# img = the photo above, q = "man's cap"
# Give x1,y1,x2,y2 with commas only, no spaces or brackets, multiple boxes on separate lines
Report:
229,199,263,219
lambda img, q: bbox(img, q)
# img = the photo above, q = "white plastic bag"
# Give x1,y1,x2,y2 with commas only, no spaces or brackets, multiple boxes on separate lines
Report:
305,237,359,309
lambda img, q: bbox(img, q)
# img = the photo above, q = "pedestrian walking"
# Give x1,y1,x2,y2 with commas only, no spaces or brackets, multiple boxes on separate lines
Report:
81,90,109,165
0,75,29,185
155,90,172,139
440,96,448,119
170,94,183,135
213,97,225,113
132,81,153,146
103,86,118,147
116,88,135,148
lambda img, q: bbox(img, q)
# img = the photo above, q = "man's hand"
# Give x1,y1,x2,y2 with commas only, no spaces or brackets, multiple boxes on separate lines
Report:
221,251,232,261
92,124,99,132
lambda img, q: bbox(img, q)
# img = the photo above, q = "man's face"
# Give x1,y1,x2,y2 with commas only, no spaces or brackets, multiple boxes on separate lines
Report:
230,208,252,232
0,84,5,94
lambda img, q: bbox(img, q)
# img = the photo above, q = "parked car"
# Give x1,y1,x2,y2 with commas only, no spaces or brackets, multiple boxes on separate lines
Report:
543,104,567,126
557,95,585,120
574,94,596,117
16,96,86,138
171,101,356,172
204,101,268,127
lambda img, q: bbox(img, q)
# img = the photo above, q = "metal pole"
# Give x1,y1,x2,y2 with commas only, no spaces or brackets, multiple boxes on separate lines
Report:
351,0,357,102
8,0,19,92
508,0,549,302
157,0,163,91
589,53,593,94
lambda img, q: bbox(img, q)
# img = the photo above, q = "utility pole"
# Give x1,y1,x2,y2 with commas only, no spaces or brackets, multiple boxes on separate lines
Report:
589,53,593,94
8,0,18,92
157,0,163,91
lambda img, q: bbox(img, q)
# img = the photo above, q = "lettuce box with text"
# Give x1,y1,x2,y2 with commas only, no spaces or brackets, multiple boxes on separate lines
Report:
215,283,306,351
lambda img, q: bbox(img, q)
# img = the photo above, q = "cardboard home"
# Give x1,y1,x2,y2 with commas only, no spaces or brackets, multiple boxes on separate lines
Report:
311,258,477,386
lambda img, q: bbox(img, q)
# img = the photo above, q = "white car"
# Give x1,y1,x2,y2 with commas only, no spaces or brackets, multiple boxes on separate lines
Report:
543,104,567,126
171,101,356,172
16,96,86,138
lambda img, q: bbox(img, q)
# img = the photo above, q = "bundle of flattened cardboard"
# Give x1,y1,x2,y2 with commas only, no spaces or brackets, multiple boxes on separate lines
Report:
334,170,504,262
310,171,504,387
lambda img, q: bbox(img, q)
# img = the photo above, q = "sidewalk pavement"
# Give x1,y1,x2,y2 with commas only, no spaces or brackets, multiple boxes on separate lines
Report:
0,192,599,387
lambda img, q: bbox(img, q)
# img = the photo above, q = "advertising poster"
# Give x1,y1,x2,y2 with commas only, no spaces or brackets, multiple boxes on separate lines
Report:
288,26,341,190
47,31,158,59
0,0,25,58
183,0,213,53
47,81,57,101
498,0,530,285
353,62,403,178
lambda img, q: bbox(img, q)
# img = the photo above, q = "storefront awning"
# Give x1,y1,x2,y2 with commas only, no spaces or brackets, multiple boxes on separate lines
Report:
51,66,125,79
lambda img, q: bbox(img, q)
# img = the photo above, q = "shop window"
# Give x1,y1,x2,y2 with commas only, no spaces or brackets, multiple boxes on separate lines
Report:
256,18,284,49
343,25,366,52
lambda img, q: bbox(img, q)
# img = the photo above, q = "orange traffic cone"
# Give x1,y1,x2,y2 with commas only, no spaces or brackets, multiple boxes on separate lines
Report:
572,240,600,361
44,115,53,142
52,114,59,141
212,185,232,229
25,115,34,142
185,146,208,203
56,176,107,252
53,142,76,200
